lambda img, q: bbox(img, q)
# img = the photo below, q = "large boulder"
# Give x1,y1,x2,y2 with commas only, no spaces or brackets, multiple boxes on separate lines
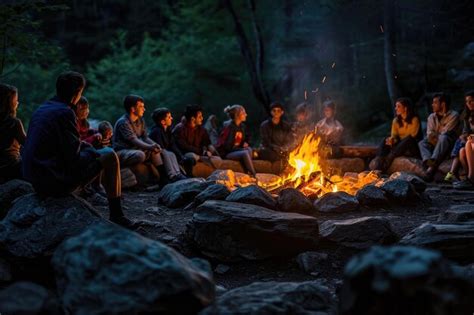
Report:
0,282,62,315
389,171,427,193
339,246,474,315
313,192,359,213
256,173,282,190
195,184,231,205
438,205,474,223
387,157,425,178
188,200,319,261
206,169,236,188
226,185,277,210
277,188,315,215
380,179,418,204
52,222,215,315
129,163,155,186
0,179,34,219
355,185,388,207
157,178,212,208
399,222,474,263
120,167,138,189
0,194,101,259
320,217,398,249
200,281,336,315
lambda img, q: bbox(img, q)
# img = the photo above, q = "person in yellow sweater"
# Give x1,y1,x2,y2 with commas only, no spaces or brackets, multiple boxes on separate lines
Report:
371,98,422,172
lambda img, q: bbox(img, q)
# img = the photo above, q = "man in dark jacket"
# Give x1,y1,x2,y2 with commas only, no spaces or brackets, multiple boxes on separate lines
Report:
259,102,294,162
149,108,188,182
172,104,220,175
22,71,137,229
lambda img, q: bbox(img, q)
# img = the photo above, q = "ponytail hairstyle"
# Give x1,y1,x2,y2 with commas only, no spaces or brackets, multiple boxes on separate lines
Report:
0,83,18,120
224,104,245,120
395,97,417,127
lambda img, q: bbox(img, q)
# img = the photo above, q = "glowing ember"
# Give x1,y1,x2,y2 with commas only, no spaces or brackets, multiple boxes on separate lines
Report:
267,133,380,197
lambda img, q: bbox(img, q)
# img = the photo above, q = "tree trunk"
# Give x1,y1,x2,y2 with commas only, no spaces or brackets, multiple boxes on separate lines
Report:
383,0,398,116
247,0,270,109
224,0,271,112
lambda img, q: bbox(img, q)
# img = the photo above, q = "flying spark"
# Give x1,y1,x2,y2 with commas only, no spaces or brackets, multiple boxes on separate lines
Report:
322,76,327,83
304,90,308,100
380,25,384,33
331,62,336,68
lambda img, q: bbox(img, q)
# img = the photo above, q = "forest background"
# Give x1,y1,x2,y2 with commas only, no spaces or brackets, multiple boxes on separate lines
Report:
1,0,473,143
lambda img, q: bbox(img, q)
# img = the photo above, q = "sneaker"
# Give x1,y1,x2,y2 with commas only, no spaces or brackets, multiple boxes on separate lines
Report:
444,172,456,182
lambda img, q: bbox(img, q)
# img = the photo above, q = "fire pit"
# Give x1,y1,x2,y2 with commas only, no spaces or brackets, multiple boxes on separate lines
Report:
257,133,381,197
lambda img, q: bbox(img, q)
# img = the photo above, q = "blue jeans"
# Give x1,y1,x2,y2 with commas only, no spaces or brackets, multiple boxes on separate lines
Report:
226,147,256,176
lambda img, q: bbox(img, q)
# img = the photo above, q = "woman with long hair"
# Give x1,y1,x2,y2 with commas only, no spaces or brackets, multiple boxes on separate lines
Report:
370,97,422,172
0,83,26,182
216,104,256,177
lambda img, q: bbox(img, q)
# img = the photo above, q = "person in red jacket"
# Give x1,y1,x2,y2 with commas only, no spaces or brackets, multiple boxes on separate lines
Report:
216,104,256,177
172,104,219,175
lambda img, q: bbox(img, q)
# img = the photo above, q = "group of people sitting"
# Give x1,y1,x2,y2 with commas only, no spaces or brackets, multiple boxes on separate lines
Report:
371,91,474,186
1,70,472,227
0,71,344,229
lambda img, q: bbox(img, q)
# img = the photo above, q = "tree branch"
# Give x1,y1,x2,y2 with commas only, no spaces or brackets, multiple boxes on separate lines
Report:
224,0,270,111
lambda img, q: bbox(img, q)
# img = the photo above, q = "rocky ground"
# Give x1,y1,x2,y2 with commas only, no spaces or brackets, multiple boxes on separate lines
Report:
92,180,462,289
1,173,473,314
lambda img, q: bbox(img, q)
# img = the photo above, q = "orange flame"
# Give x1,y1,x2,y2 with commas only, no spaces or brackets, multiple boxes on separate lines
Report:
269,132,379,197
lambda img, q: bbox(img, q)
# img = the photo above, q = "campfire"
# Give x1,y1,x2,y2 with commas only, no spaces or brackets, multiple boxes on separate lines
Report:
261,133,380,197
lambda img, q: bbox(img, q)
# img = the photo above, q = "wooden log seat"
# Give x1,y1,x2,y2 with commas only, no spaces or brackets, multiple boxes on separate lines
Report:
192,157,366,178
340,145,378,158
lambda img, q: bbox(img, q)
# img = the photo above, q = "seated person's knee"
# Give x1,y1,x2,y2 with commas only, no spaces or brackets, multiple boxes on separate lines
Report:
99,148,120,167
438,134,450,143
135,151,147,164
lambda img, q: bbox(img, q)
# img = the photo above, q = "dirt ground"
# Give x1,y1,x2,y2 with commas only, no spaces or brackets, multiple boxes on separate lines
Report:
89,182,470,291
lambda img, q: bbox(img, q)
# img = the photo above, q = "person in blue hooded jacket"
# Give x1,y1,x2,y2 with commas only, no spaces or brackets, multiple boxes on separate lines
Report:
22,71,138,229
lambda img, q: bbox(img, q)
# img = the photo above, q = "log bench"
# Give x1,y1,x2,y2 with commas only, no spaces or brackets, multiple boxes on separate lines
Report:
192,158,366,178
121,145,379,187
340,145,378,158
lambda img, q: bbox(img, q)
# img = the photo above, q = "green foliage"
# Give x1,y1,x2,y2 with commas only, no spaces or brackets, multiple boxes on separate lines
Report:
4,62,70,126
86,1,265,131
0,1,66,76
2,0,473,144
